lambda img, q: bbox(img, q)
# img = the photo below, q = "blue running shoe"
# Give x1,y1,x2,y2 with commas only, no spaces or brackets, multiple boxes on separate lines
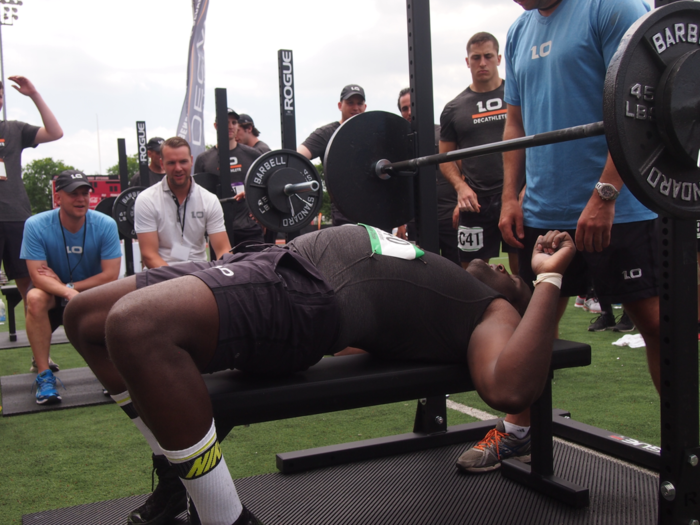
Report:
34,369,62,405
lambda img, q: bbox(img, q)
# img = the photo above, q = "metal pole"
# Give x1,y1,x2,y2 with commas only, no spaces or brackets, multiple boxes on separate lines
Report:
380,121,605,176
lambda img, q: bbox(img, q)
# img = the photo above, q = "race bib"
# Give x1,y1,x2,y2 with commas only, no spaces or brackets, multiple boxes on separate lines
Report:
458,226,484,252
361,224,424,260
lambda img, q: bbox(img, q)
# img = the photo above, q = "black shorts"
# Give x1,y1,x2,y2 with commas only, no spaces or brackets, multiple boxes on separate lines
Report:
0,221,29,280
458,194,516,263
136,250,340,377
406,218,460,265
518,220,659,304
26,282,65,333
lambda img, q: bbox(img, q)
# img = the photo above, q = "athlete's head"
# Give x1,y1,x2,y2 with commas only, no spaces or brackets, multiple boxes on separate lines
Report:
466,33,501,87
466,260,531,316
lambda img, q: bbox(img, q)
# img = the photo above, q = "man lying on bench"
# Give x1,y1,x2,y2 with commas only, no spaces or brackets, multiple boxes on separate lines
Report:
64,225,574,525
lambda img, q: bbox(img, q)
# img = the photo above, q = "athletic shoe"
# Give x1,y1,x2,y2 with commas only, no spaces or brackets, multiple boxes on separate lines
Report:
128,454,187,525
612,311,635,332
187,500,263,525
574,296,585,308
456,419,531,473
30,357,60,373
34,369,62,405
583,298,602,313
588,311,616,332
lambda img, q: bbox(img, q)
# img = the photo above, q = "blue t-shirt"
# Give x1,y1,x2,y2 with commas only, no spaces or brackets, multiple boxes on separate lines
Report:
21,209,122,284
505,0,655,229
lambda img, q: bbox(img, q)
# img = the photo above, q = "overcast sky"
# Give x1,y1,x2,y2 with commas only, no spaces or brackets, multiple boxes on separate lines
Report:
5,0,525,174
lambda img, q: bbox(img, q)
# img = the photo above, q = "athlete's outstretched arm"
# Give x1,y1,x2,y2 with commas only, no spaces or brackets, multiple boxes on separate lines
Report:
466,231,575,413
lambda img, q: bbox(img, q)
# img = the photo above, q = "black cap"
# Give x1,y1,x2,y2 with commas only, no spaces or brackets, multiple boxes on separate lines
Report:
340,84,365,101
238,114,254,126
55,170,92,193
146,137,164,153
216,108,240,123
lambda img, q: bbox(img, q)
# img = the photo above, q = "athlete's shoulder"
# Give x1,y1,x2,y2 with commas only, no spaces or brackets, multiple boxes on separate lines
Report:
25,208,58,229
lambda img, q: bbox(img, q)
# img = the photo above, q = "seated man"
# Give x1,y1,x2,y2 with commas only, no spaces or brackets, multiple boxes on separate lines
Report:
21,170,121,404
135,136,231,268
64,225,573,525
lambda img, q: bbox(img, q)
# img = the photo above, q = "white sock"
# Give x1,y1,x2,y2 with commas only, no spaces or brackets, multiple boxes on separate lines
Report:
111,390,164,456
162,420,242,525
503,420,530,439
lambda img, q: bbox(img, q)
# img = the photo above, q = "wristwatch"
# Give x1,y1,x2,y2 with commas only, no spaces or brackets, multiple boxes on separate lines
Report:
66,283,75,289
595,182,620,201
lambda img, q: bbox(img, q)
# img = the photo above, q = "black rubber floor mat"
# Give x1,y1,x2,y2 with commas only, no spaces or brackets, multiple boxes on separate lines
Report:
23,440,658,524
1,367,112,416
0,326,69,350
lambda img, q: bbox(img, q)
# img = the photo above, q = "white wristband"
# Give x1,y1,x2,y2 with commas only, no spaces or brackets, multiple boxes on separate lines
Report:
533,272,562,289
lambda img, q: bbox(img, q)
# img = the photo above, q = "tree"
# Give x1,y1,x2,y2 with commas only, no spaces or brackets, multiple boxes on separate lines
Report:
22,158,77,214
106,153,139,181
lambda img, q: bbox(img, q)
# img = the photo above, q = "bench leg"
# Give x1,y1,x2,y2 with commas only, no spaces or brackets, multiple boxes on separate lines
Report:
6,294,21,342
501,375,590,508
276,396,498,474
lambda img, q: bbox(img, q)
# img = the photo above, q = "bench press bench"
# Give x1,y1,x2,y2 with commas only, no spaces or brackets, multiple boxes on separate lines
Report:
204,338,592,508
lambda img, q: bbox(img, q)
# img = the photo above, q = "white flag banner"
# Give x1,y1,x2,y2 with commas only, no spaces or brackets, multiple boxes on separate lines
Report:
176,0,209,167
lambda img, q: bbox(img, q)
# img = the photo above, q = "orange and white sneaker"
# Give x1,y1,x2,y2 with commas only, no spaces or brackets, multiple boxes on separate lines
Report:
456,419,531,473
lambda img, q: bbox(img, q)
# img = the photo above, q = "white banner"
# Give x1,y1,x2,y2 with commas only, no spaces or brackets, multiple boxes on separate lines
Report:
176,0,209,168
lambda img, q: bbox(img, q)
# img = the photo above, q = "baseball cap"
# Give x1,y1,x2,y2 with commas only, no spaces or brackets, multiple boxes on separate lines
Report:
146,137,164,153
238,114,254,126
216,108,240,123
340,84,366,101
55,170,93,193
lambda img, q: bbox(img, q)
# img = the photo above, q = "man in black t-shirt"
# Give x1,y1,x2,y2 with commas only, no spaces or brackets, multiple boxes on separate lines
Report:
236,114,271,154
129,137,166,187
0,76,63,309
194,108,263,248
397,88,459,265
298,84,367,226
439,32,518,273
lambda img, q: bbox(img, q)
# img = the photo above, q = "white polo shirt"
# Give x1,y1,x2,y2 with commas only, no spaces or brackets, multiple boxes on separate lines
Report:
134,175,226,264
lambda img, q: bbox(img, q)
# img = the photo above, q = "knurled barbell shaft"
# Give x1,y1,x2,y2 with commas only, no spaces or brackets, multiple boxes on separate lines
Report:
376,121,605,177
284,181,320,196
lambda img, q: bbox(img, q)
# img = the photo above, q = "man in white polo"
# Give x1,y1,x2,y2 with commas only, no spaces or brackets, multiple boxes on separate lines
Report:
134,137,231,269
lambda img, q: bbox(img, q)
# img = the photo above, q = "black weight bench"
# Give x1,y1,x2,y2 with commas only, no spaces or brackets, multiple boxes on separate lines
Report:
204,338,592,508
1,285,22,342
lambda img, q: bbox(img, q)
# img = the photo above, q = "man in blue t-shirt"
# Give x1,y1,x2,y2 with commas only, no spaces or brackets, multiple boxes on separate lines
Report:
457,0,660,474
21,170,121,404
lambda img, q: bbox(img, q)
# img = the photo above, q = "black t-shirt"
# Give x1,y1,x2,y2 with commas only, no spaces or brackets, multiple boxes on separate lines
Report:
433,124,458,221
440,82,506,197
301,122,340,162
129,168,165,188
193,143,262,231
302,121,350,226
0,120,40,221
288,225,500,361
253,140,271,154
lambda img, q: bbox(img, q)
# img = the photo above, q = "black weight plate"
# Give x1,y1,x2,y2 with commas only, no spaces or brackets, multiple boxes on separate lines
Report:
112,187,145,240
245,150,323,233
194,172,220,197
95,197,116,217
324,111,414,230
604,1,700,219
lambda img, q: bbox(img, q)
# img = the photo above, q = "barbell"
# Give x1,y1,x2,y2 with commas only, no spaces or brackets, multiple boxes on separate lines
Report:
242,2,700,233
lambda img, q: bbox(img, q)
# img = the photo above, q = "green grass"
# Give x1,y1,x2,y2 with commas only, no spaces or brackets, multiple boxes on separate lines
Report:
0,269,694,523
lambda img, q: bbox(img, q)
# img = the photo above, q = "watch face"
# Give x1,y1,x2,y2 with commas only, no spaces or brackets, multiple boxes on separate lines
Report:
598,183,618,200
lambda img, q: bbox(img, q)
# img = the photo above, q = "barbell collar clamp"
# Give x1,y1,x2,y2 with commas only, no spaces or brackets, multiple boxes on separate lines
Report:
284,181,320,196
